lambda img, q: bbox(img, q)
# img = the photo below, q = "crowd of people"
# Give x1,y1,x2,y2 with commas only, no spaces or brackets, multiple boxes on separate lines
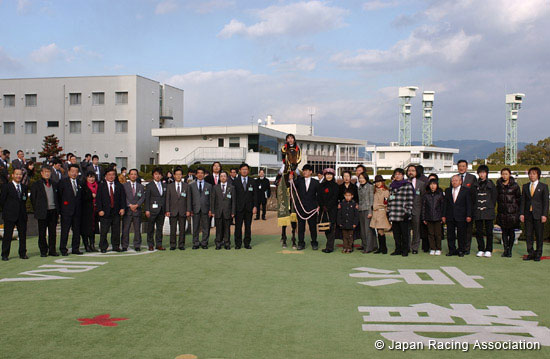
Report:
0,144,548,262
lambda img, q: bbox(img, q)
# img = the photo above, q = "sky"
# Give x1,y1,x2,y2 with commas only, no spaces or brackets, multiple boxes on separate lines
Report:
1,0,549,144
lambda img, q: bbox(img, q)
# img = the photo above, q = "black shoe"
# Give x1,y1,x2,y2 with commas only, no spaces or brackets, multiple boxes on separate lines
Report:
402,253,408,257
412,250,418,254
1,257,8,261
73,250,84,255
49,252,60,256
122,248,128,252
501,250,508,258
113,247,122,252
458,252,464,257
464,251,470,255
244,245,252,249
311,243,318,250
179,247,185,250
192,246,200,250
101,249,107,253
524,254,534,261
61,252,69,256
255,217,260,220
235,246,241,250
215,246,222,250
262,217,266,220
84,245,92,252
534,256,541,262
40,253,48,257
322,248,333,253
201,245,208,249
135,248,141,252
390,251,401,256
20,255,29,259
170,247,176,251
446,252,454,256
225,246,231,250
90,244,98,252
297,245,305,250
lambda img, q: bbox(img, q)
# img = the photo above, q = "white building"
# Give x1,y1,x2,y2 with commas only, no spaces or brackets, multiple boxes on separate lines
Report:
152,117,368,175
0,75,183,168
366,142,459,172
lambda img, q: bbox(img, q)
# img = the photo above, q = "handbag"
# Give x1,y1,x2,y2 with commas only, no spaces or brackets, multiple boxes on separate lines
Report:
317,209,331,231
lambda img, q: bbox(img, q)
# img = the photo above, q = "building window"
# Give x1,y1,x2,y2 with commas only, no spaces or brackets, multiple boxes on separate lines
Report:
379,152,385,160
25,94,37,107
69,93,81,105
92,92,105,105
115,91,128,105
229,137,240,148
69,121,81,134
116,157,128,168
423,152,431,159
218,138,224,147
3,94,15,107
115,120,128,133
3,122,15,134
248,134,259,152
92,120,105,133
47,121,59,128
25,121,37,134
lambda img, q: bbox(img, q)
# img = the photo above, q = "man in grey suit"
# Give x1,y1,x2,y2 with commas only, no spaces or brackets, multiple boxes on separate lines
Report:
210,171,236,250
408,165,428,254
122,169,145,251
165,167,191,250
145,167,167,251
11,150,26,170
457,159,477,254
189,167,212,249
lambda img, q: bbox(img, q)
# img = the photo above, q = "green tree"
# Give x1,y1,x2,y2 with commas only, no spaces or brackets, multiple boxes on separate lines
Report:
38,134,64,160
486,146,505,164
518,137,550,165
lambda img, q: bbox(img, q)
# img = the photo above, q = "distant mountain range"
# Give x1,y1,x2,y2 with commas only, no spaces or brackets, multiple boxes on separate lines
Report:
366,140,529,163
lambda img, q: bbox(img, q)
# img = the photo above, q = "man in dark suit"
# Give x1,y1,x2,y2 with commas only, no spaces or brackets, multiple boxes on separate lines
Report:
49,158,63,184
457,159,477,254
442,174,472,257
0,149,10,185
30,166,59,257
80,153,92,174
122,169,145,251
204,161,222,186
145,167,167,250
189,167,212,249
520,167,549,261
229,168,238,186
96,167,126,252
11,150,26,170
255,169,271,220
211,171,235,250
233,163,257,249
165,167,191,250
294,164,320,250
0,168,28,260
90,155,104,183
58,164,83,255
407,165,427,254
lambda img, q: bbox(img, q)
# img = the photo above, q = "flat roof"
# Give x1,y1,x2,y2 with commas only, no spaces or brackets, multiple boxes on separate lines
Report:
152,125,366,146
0,75,183,90
366,145,459,153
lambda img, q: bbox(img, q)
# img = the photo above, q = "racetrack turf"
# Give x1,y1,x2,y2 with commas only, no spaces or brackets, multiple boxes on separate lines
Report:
1,234,549,359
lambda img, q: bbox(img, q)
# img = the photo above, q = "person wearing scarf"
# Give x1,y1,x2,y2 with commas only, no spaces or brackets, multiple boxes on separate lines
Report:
387,168,414,256
80,171,99,252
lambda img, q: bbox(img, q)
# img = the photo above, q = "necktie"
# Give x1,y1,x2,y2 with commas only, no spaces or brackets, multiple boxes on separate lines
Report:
132,183,136,196
461,174,465,183
222,184,226,194
72,180,77,196
109,182,114,208
453,188,458,203
177,183,181,195
214,175,218,185
45,180,50,188
530,183,536,211
199,181,202,193
16,184,21,198
243,177,247,190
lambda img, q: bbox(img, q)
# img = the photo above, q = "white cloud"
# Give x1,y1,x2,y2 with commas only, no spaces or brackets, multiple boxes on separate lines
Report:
30,43,61,63
190,0,235,14
155,0,178,15
218,1,348,38
331,26,481,70
17,0,31,14
0,47,22,71
363,0,399,11
271,56,316,71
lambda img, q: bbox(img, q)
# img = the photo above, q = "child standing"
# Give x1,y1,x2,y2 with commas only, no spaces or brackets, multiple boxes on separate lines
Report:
421,179,445,255
338,189,359,253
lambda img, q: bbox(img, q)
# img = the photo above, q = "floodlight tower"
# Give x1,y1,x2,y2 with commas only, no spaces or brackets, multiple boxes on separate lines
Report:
398,86,418,146
422,91,435,146
505,93,525,165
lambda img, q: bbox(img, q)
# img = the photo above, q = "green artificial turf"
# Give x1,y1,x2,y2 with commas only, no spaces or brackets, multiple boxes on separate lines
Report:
1,234,549,359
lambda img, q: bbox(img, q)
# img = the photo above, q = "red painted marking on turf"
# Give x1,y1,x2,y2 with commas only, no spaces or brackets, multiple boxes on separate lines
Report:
77,314,128,327
336,244,362,248
522,255,550,260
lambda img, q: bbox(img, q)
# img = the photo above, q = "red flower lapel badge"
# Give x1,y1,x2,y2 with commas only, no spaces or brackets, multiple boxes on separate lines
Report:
324,188,329,193
78,314,128,327
63,201,69,205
